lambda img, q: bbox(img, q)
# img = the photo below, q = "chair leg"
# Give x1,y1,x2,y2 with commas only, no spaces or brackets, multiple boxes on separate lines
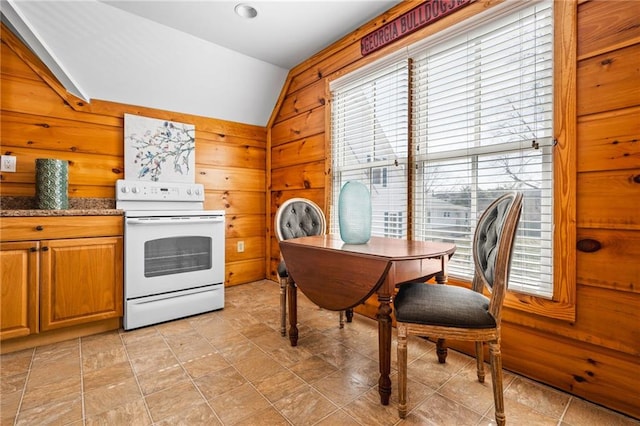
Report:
475,341,485,383
397,323,408,418
279,277,287,336
339,311,345,328
489,339,505,426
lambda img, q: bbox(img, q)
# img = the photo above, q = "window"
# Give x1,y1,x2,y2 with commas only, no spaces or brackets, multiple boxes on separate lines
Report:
331,1,558,299
330,58,409,238
411,2,554,297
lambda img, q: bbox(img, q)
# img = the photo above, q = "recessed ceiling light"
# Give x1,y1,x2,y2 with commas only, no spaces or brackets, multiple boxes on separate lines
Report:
235,4,258,19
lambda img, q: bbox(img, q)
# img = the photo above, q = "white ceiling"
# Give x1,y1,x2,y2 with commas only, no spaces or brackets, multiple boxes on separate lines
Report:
2,0,401,126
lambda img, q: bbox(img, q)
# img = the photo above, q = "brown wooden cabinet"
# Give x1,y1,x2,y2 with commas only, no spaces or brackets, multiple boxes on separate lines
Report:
0,241,39,340
0,216,123,342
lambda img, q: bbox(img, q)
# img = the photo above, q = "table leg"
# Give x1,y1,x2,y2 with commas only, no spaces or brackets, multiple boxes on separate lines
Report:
287,278,298,346
376,295,392,405
346,308,354,323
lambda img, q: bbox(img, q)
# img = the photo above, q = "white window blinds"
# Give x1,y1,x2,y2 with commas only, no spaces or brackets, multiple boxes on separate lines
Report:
330,57,410,238
330,0,554,298
412,1,554,297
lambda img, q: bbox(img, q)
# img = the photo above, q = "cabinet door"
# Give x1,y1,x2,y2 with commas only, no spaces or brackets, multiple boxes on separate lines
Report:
1,241,39,340
40,237,123,331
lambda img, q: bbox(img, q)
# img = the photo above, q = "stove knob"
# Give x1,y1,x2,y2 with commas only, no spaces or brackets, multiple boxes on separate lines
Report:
187,188,192,195
131,186,139,194
194,188,201,196
120,186,130,193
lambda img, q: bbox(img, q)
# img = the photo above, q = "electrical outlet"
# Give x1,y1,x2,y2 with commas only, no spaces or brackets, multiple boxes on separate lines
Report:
1,155,17,172
237,241,245,253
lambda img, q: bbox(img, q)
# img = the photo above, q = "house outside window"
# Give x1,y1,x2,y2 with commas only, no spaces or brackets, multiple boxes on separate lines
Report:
330,0,554,298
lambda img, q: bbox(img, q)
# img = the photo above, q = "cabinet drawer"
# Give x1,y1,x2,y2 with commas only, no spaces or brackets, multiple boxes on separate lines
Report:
0,216,123,241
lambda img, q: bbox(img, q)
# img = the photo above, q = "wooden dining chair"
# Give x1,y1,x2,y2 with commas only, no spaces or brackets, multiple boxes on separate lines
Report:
275,198,352,335
394,191,523,425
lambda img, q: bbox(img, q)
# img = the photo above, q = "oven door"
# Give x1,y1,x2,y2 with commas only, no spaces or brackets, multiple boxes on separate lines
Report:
124,214,225,299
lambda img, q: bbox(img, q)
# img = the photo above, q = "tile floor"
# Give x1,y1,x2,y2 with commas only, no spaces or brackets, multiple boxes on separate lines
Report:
1,280,639,426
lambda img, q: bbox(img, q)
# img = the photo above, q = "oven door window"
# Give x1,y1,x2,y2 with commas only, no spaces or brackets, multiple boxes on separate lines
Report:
144,236,212,277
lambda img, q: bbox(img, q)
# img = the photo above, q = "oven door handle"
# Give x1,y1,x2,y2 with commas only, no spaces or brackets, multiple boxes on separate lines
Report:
126,217,224,225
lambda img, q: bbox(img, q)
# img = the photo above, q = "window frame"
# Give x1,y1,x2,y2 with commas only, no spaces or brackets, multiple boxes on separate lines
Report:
326,0,576,322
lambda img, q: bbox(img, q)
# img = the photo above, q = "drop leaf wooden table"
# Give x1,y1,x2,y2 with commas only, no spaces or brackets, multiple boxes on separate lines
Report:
279,234,456,405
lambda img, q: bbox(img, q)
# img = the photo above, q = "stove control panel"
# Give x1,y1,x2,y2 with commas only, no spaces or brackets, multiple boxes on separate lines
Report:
116,179,204,202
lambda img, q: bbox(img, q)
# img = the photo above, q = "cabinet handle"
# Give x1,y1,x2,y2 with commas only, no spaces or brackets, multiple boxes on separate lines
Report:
41,246,49,252
30,247,38,252
35,225,44,231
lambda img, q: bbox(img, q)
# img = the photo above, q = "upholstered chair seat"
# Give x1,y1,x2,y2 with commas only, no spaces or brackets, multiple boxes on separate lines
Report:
394,283,495,328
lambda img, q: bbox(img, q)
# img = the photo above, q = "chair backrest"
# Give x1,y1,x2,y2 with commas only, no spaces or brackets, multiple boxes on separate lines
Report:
274,198,326,241
472,191,523,322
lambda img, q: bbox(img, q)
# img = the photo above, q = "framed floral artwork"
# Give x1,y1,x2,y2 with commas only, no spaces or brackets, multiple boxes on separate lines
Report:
124,113,196,183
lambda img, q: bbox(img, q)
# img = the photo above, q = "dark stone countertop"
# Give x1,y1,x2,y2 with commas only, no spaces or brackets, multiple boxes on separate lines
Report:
0,209,123,217
0,196,122,217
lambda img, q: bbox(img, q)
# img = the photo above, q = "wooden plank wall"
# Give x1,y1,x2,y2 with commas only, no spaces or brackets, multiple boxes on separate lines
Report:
268,0,640,419
0,24,266,287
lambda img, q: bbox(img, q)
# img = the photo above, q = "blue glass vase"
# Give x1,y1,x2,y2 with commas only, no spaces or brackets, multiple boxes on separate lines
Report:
338,181,371,244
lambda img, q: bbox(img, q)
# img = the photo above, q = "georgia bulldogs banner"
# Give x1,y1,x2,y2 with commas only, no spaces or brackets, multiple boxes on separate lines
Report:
361,0,474,56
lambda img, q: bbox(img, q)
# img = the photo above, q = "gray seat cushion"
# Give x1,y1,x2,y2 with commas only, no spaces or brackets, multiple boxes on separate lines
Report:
279,201,323,240
394,283,495,329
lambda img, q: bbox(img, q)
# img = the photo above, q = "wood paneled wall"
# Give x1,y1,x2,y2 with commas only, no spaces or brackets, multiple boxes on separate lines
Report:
0,24,266,287
268,0,640,419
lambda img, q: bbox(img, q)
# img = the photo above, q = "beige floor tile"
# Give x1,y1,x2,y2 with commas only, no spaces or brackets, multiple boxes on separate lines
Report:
15,392,82,426
82,344,128,372
32,338,79,365
313,369,373,406
194,366,247,400
81,330,123,355
0,348,33,378
267,342,315,368
84,377,142,418
26,357,80,390
342,386,403,426
274,386,339,426
438,362,512,416
405,392,484,425
154,401,220,426
252,368,308,403
1,371,27,394
233,351,285,382
504,376,570,419
233,406,290,426
136,363,190,396
2,280,637,426
562,397,640,426
181,351,230,379
404,349,472,390
82,360,135,392
208,382,271,425
239,322,276,339
216,337,264,364
489,397,558,426
145,381,207,423
20,374,81,411
84,398,151,426
164,330,212,356
128,346,178,375
119,326,161,346
314,409,362,426
289,355,339,383
1,390,22,425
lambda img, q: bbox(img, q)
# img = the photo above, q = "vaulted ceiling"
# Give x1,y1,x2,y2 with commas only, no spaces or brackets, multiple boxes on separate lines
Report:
2,0,401,126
